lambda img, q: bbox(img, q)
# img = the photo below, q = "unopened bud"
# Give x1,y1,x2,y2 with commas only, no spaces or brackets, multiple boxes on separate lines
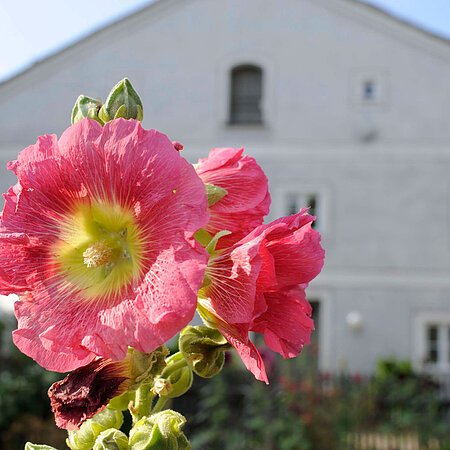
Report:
179,326,231,378
158,353,193,398
66,408,123,450
93,429,128,450
71,95,103,125
99,78,143,122
129,410,190,450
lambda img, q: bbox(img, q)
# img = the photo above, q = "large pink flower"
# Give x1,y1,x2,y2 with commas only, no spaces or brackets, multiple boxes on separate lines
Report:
0,119,208,372
195,148,270,248
198,210,325,383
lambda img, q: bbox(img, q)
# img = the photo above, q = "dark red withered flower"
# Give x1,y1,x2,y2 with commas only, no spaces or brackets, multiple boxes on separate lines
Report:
48,358,130,430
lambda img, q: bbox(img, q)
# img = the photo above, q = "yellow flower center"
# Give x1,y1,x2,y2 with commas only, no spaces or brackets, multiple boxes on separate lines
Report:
53,200,145,300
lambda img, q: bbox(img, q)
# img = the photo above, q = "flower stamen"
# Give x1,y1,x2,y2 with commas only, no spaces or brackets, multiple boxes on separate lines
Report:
83,241,113,268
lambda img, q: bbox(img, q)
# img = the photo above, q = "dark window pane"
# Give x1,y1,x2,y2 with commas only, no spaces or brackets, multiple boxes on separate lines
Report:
230,65,263,124
426,325,439,363
363,80,376,100
428,325,438,341
286,193,298,215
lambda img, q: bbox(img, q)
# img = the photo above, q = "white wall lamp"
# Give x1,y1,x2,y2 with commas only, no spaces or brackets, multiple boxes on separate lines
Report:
346,311,364,332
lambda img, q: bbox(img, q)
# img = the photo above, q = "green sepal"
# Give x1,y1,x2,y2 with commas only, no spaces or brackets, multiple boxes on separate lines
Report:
205,183,228,207
25,445,57,450
206,230,231,255
71,95,103,125
179,326,231,378
128,346,169,387
194,228,213,247
108,390,133,411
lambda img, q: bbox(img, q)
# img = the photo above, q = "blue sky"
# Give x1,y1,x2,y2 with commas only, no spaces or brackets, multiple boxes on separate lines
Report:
0,0,449,82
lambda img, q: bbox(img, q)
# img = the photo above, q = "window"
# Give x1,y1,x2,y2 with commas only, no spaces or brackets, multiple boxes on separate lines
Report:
424,323,450,370
362,79,376,101
229,65,263,124
285,192,320,229
350,70,387,106
301,299,320,371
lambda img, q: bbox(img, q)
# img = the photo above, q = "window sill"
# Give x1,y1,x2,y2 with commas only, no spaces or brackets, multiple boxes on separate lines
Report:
225,122,266,130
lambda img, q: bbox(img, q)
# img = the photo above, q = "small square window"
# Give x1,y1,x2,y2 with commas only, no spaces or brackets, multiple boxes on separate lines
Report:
350,70,387,106
363,80,376,101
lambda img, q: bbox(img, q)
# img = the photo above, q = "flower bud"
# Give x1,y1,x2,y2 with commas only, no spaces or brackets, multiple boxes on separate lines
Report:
179,326,231,378
25,445,57,450
93,429,129,450
99,78,144,122
157,353,193,399
66,408,123,450
129,410,190,450
71,95,103,125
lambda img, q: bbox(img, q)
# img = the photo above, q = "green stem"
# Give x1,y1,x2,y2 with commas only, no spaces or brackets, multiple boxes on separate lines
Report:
132,383,154,423
161,356,187,377
151,396,169,413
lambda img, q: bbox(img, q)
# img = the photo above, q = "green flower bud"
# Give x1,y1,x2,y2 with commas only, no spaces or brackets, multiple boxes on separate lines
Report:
66,407,123,450
205,184,228,207
157,353,193,399
25,444,57,450
129,410,190,450
99,78,144,123
179,326,231,378
71,95,103,125
93,429,129,450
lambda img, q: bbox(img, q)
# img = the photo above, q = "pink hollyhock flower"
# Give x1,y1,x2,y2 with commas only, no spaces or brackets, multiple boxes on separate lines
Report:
198,210,324,383
195,147,270,247
0,118,208,372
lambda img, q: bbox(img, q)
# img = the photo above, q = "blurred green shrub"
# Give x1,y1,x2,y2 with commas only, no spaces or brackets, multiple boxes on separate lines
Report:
0,324,66,450
173,355,450,450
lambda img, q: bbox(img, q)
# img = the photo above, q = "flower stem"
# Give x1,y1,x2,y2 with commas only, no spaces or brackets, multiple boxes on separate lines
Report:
132,383,154,423
162,355,187,376
152,396,169,413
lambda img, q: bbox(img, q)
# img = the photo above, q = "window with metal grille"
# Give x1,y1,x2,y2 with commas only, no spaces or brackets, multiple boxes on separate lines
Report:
229,65,263,124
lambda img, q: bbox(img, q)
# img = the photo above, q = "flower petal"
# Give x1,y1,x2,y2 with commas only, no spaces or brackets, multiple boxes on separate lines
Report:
252,287,314,359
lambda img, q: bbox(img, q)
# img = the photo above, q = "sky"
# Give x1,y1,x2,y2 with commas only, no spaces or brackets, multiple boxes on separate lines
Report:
0,0,449,82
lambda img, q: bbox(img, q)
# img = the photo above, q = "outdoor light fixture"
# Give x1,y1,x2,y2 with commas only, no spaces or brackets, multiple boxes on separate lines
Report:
346,311,363,332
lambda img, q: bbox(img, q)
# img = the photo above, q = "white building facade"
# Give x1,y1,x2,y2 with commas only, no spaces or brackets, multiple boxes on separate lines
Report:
1,0,450,375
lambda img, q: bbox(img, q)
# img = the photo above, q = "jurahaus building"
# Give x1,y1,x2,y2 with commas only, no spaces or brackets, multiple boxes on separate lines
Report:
1,0,450,375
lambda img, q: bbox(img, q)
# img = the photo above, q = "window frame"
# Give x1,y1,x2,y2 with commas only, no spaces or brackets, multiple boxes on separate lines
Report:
414,312,450,374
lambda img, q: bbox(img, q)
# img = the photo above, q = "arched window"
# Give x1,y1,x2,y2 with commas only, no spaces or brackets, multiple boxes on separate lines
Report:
229,65,263,124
